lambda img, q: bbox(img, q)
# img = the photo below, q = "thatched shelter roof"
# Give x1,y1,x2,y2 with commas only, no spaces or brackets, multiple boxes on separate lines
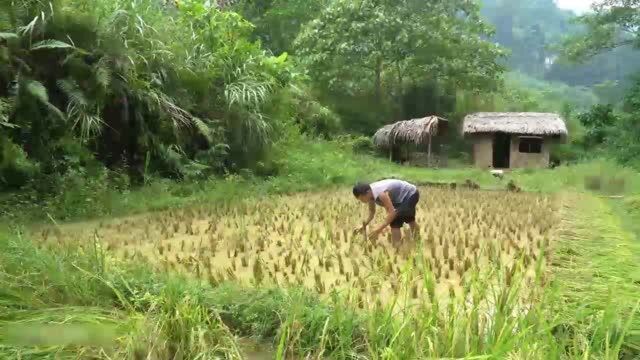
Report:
373,124,395,148
462,112,568,137
373,116,448,149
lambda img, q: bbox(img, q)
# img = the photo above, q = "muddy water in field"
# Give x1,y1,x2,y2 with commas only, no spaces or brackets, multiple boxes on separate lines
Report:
34,188,558,309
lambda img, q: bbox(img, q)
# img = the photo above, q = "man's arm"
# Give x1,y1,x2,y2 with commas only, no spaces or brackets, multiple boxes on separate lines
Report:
364,201,376,225
372,191,396,234
355,201,376,234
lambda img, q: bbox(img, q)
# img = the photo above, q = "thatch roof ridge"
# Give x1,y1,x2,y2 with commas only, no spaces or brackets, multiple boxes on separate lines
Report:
462,112,568,136
372,116,448,149
373,124,395,148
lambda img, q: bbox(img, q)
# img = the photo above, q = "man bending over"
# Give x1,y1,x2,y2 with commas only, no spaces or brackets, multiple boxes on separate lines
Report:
353,179,420,245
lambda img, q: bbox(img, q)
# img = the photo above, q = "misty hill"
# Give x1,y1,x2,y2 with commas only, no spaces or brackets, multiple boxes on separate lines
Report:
480,0,639,102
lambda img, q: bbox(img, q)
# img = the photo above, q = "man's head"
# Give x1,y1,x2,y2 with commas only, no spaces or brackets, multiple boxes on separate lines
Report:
353,182,372,203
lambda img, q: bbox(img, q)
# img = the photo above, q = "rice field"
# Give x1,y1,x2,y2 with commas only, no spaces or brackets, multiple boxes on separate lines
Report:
35,188,558,312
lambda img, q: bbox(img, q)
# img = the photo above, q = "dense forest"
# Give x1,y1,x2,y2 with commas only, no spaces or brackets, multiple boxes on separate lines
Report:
481,0,640,103
1,0,640,199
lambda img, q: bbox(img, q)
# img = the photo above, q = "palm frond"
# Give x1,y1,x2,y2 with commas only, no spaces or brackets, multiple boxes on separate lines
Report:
233,110,272,149
0,32,18,40
24,80,49,103
17,15,40,37
67,103,103,139
224,77,273,109
57,79,88,108
30,39,75,51
193,117,216,144
19,80,66,122
94,59,112,91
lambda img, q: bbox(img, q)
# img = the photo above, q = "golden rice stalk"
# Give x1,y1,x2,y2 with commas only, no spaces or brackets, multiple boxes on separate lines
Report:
352,259,360,277
284,252,291,268
314,272,325,294
253,258,264,285
338,254,345,275
325,258,332,271
226,267,237,280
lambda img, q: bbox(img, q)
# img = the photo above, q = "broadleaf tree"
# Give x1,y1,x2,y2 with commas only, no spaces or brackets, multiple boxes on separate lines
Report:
294,0,505,131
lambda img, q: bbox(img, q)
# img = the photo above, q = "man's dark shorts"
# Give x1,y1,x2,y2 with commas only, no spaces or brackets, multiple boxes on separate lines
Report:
390,190,420,228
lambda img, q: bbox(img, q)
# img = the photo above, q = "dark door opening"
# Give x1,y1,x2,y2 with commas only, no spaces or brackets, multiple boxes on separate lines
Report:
493,132,511,168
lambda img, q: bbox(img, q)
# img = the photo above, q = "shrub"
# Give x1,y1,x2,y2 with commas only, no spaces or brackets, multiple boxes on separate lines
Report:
0,137,40,190
351,136,375,154
584,175,602,191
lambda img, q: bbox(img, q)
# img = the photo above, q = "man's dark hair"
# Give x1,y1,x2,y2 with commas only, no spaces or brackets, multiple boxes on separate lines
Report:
353,182,371,197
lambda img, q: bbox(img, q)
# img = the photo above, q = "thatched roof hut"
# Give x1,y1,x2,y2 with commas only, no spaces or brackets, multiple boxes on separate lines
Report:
462,112,568,169
373,116,448,149
462,112,568,138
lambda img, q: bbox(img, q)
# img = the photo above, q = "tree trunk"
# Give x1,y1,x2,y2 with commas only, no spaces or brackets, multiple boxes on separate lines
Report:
374,57,383,103
395,61,404,121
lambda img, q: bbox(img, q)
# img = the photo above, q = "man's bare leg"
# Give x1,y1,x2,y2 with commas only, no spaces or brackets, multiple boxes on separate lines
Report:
408,221,420,240
391,227,402,247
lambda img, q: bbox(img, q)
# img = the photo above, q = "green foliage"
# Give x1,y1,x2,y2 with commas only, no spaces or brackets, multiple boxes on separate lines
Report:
606,80,640,168
284,84,341,138
0,136,39,189
577,104,618,148
562,0,640,61
234,0,329,55
349,136,375,155
293,0,504,133
482,0,639,104
0,0,301,191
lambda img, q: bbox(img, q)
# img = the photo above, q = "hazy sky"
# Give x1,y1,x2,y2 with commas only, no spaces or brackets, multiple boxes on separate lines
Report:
555,0,595,13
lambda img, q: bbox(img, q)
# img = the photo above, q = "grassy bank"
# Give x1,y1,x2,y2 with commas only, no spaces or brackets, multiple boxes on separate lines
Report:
3,140,639,224
553,194,640,357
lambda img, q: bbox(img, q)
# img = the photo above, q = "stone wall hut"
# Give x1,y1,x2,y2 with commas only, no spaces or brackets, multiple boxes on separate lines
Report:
462,112,568,169
373,116,449,166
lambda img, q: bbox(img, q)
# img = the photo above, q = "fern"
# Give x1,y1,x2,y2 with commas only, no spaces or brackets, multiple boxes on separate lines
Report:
0,98,16,128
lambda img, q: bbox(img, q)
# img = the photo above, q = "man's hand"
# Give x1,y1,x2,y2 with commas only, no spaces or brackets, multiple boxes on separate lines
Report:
368,228,382,240
353,222,368,235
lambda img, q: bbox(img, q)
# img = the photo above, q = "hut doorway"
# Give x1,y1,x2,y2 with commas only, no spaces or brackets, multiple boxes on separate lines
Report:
492,132,511,168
